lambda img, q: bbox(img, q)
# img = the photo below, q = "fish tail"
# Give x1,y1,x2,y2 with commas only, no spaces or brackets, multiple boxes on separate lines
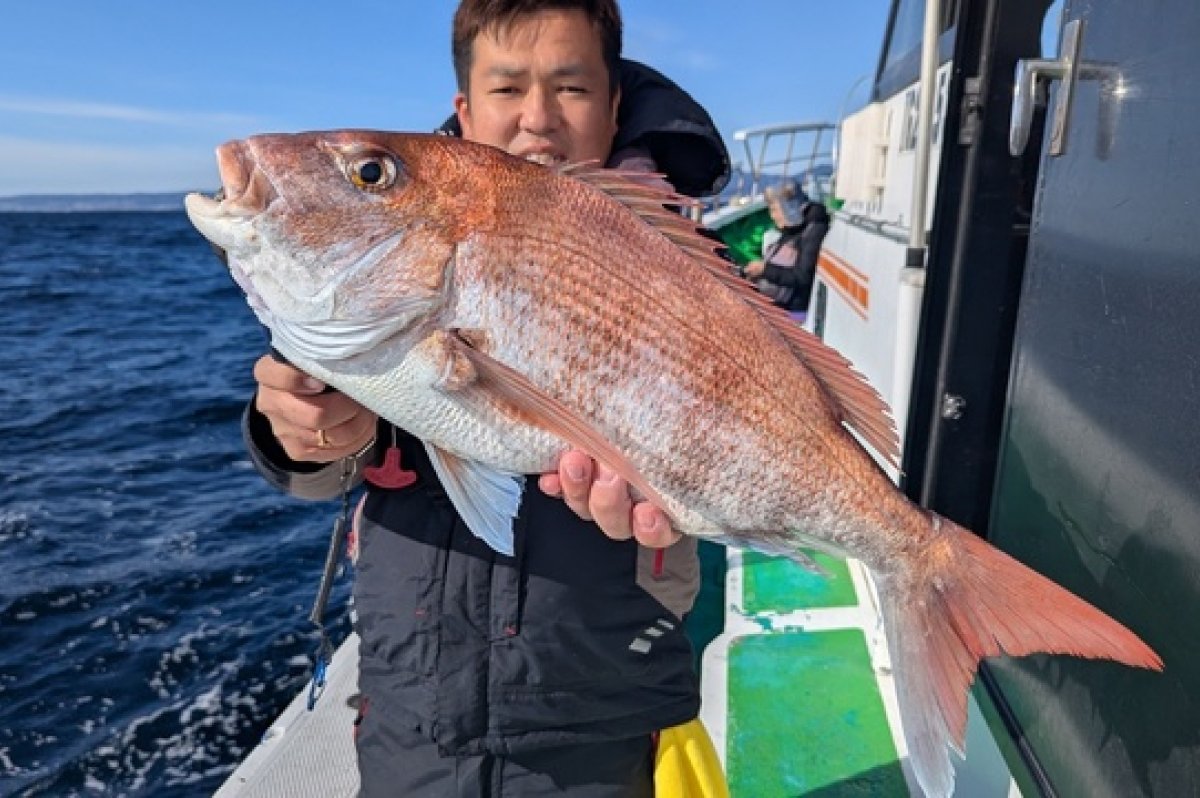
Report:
877,514,1162,798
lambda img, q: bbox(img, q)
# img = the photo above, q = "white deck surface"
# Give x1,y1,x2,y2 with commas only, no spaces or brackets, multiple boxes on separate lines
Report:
215,633,361,798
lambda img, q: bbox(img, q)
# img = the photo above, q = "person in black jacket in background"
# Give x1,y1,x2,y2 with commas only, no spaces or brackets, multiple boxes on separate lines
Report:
744,177,830,321
241,1,729,795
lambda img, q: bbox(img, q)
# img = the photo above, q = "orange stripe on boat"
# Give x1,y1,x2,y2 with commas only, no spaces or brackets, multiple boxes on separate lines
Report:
817,251,869,319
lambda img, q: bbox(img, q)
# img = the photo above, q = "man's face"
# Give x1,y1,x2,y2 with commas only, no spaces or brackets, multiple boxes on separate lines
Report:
455,9,619,166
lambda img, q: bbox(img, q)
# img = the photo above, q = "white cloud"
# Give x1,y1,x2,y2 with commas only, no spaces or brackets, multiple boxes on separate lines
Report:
0,95,259,129
0,136,219,195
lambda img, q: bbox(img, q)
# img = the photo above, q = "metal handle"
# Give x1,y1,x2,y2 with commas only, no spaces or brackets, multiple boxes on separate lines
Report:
1011,18,1085,157
1011,58,1059,157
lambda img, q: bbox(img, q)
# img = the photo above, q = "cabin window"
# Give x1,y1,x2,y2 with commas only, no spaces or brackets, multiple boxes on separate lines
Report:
874,0,959,101
881,0,926,74
882,0,957,72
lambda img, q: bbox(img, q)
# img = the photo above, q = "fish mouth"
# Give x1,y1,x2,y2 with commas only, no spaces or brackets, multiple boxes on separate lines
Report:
185,139,281,258
205,139,278,216
184,140,278,226
184,139,281,319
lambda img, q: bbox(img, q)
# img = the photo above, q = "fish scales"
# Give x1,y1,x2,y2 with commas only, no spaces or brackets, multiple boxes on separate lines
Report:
186,131,1163,798
454,179,844,533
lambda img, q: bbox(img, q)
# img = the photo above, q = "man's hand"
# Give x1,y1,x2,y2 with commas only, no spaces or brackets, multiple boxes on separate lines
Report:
538,450,681,548
744,259,765,279
253,355,377,463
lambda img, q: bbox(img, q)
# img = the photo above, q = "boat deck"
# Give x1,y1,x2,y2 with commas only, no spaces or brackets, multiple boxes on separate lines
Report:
700,547,912,795
215,634,360,797
218,546,1023,797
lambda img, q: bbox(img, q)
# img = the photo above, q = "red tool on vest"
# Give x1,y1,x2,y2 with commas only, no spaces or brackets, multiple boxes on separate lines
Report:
363,426,418,489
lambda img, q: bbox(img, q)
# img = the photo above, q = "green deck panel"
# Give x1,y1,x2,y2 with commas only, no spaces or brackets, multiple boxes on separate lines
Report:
726,630,908,797
742,550,858,614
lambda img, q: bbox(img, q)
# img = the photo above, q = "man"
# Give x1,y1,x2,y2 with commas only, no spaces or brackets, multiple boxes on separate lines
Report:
244,1,729,794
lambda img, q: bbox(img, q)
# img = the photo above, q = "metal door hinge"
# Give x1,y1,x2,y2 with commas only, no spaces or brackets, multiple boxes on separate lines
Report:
941,393,966,420
958,77,984,147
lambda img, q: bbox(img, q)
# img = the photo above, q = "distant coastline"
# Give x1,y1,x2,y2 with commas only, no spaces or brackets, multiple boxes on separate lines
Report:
0,192,208,213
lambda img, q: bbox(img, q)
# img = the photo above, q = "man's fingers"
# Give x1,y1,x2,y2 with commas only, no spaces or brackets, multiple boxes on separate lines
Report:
256,381,364,433
317,411,377,452
250,353,379,464
589,464,633,540
253,354,327,395
279,409,377,462
631,504,681,549
557,450,595,520
544,450,681,547
538,473,563,497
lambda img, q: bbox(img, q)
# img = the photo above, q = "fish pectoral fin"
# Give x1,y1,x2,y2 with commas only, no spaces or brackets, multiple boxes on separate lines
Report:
423,442,523,556
450,334,669,511
405,329,482,392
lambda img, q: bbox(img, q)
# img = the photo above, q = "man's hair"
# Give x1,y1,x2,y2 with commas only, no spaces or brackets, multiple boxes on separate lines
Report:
452,0,623,97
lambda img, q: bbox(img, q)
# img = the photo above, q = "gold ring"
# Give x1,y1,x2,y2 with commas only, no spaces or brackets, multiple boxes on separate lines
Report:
315,428,332,449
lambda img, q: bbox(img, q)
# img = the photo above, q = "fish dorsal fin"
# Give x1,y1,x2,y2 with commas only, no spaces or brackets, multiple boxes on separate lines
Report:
561,164,901,469
451,333,669,511
423,442,524,556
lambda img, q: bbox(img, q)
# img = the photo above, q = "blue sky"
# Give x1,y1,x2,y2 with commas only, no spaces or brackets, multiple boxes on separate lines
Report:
0,1,889,196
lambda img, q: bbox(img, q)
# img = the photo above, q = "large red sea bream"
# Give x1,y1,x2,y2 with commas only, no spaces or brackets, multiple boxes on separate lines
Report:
186,130,1162,798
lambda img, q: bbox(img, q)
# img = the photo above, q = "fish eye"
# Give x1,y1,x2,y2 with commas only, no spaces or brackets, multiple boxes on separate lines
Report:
347,154,397,191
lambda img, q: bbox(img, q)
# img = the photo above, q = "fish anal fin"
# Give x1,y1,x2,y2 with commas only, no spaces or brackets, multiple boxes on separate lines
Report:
789,547,831,577
451,334,668,511
715,531,832,577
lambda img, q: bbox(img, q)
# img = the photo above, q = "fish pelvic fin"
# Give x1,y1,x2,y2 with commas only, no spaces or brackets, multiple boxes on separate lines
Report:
423,442,524,557
561,163,899,469
879,515,1163,798
451,334,669,512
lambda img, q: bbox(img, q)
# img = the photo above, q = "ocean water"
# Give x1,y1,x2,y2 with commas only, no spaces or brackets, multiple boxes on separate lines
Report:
0,212,351,796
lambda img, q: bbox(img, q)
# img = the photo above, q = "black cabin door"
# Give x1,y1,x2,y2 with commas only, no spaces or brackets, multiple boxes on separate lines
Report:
985,1,1200,796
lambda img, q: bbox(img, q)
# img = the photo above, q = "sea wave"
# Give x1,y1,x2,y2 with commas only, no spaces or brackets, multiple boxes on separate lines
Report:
0,211,349,797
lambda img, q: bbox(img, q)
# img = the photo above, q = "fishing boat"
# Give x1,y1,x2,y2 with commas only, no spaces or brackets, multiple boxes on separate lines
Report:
219,0,1199,794
697,0,1197,795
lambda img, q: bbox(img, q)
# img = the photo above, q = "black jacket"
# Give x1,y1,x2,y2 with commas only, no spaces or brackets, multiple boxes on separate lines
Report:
353,432,700,754
759,202,830,312
243,58,730,772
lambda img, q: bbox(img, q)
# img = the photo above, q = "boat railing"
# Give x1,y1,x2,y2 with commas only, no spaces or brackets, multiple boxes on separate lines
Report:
709,121,837,214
